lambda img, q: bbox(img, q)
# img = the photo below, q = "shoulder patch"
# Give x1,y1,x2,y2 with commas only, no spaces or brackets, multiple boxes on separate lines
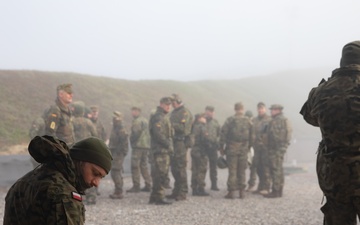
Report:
71,192,82,201
50,121,56,130
51,113,57,117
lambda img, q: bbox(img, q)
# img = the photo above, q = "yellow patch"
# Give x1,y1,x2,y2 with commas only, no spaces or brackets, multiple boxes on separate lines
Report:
156,124,161,128
50,122,56,130
181,119,186,123
51,114,57,117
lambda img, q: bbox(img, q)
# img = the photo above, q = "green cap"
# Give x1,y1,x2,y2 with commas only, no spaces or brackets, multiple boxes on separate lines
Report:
90,105,99,112
205,105,215,112
340,41,360,67
234,102,244,110
170,94,182,103
70,137,113,174
269,104,284,110
57,83,73,94
160,97,172,105
113,111,123,120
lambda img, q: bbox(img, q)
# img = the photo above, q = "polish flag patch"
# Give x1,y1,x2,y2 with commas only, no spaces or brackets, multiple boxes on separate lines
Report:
71,192,82,201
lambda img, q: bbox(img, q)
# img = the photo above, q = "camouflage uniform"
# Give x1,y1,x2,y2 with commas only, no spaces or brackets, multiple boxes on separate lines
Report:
205,117,221,190
4,136,85,225
220,110,252,195
169,104,193,199
266,105,291,197
72,103,98,204
90,106,107,142
191,118,209,194
149,106,173,203
44,98,75,146
300,42,360,224
129,114,152,190
108,112,129,198
249,113,271,192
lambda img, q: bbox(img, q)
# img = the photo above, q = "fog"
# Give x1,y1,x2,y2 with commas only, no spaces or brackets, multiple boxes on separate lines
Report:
1,0,360,80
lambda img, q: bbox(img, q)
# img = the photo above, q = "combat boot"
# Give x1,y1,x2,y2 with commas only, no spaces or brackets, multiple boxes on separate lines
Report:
264,190,281,198
197,188,210,197
165,193,177,199
175,194,186,201
224,191,235,199
126,186,140,193
246,184,255,192
109,191,123,199
140,185,152,192
211,183,220,191
239,190,245,199
192,188,199,196
279,187,283,197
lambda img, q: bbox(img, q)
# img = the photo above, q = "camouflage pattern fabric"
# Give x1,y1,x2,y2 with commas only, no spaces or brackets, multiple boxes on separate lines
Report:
300,65,360,224
149,106,173,201
220,114,252,191
73,117,98,142
205,117,221,187
267,112,292,192
170,105,193,197
44,98,75,146
91,119,107,141
131,148,152,188
4,136,85,225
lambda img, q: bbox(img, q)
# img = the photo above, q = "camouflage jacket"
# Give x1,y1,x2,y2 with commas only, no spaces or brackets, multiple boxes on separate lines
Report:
192,121,210,149
44,98,75,146
219,113,253,151
108,121,129,156
130,115,151,149
149,106,173,154
91,118,107,141
170,105,193,140
73,117,98,142
301,65,360,150
252,114,271,151
267,113,292,151
205,117,221,148
4,136,85,225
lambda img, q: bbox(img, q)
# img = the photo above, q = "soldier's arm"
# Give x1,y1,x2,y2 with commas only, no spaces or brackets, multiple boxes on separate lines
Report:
184,109,194,136
130,120,142,145
44,106,60,138
151,116,170,149
88,120,98,137
300,87,319,127
219,118,230,149
119,128,129,156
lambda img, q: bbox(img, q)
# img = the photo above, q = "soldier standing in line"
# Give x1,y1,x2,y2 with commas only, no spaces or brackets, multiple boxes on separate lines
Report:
167,94,193,201
44,83,75,146
127,106,152,193
108,111,129,199
249,102,272,195
149,97,173,205
204,106,221,191
300,40,360,224
219,102,253,199
72,101,99,205
89,105,107,142
264,104,292,198
191,113,210,196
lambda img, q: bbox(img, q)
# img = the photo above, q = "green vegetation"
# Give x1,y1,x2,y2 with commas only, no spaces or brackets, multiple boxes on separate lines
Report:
0,69,325,151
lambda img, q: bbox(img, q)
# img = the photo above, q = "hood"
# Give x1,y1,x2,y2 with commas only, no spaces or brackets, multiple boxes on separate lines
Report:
28,135,77,187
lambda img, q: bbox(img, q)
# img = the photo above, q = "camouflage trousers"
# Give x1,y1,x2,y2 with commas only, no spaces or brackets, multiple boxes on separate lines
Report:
267,149,285,192
226,151,248,191
110,152,125,193
191,147,208,190
248,147,271,191
321,197,360,225
170,140,188,196
85,187,97,204
205,147,218,186
130,148,152,188
150,153,170,201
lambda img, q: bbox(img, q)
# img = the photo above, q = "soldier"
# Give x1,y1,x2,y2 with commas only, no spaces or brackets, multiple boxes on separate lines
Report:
127,106,152,193
219,102,252,199
300,41,360,224
167,94,193,201
44,83,75,146
108,111,129,199
149,97,173,205
204,106,221,191
89,105,107,142
4,136,112,225
249,102,271,195
191,113,210,196
264,104,292,198
71,101,99,204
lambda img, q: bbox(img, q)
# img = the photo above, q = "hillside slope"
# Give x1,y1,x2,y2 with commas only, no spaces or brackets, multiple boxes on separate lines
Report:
0,69,328,149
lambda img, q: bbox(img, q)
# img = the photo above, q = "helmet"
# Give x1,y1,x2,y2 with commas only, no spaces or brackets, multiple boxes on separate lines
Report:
217,156,227,169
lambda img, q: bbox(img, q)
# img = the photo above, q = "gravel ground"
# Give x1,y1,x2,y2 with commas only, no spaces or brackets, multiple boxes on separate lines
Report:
0,166,323,225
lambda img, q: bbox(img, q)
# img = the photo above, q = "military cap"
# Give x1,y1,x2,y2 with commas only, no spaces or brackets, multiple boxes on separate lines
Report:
257,102,266,108
131,106,141,111
205,105,215,112
160,97,172,105
269,104,284,110
340,41,360,67
170,93,182,103
90,105,99,112
57,83,73,94
234,102,244,110
194,113,206,120
113,111,123,120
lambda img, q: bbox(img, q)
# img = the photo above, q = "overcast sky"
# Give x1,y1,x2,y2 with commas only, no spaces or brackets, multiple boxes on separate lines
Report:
1,0,359,81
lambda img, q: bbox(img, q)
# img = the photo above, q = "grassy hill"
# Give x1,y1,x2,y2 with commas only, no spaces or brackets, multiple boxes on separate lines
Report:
0,69,328,151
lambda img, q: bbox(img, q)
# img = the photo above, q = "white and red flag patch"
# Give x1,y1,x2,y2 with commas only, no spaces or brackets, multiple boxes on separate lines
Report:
71,192,82,201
